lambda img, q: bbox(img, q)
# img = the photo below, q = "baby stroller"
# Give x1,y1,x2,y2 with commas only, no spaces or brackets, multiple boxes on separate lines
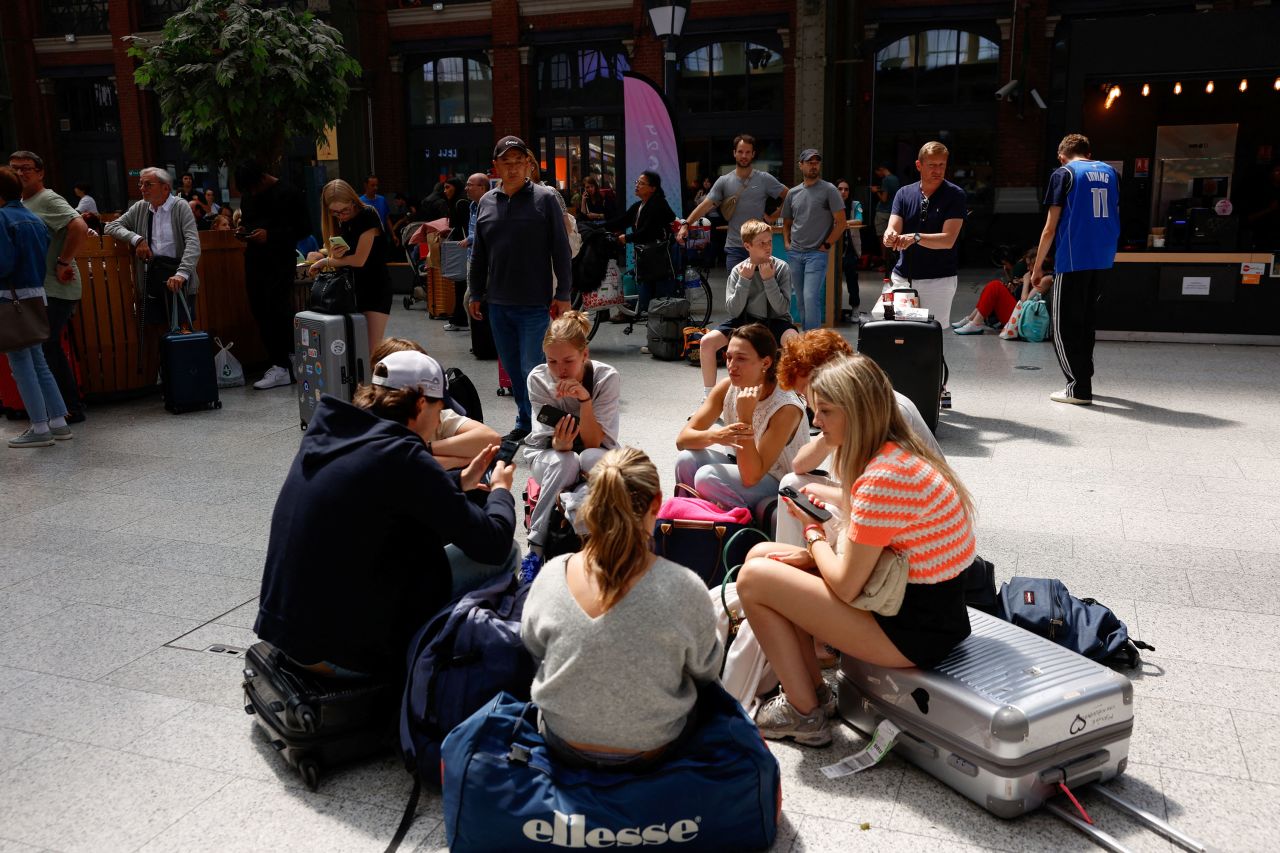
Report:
399,217,451,313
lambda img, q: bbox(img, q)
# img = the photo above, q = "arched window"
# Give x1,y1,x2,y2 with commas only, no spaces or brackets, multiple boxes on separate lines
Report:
875,29,999,105
536,49,629,111
408,56,492,126
677,41,783,114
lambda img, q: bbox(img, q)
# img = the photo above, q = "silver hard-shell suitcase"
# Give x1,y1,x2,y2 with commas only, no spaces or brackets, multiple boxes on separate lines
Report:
294,310,369,430
837,607,1134,819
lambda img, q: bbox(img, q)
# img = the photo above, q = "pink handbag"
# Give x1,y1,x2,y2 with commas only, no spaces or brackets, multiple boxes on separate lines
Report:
657,496,753,526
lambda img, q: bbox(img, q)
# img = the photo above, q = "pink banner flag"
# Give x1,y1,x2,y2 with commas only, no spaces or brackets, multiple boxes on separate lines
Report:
623,73,682,214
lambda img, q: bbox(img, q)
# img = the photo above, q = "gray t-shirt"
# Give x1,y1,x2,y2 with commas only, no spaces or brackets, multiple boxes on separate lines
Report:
522,553,722,750
23,189,82,300
781,180,843,251
708,169,786,249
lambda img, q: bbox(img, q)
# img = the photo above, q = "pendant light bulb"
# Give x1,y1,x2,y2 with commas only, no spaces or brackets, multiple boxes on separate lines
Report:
1141,83,1150,96
1239,78,1248,93
1174,81,1182,95
1205,80,1214,94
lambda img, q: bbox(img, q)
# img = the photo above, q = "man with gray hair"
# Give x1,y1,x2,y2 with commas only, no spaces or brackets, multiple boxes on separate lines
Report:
105,166,201,328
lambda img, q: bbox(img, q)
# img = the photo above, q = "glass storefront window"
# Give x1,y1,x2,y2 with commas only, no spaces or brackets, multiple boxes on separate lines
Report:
407,55,493,127
875,30,998,105
678,41,786,114
467,59,492,123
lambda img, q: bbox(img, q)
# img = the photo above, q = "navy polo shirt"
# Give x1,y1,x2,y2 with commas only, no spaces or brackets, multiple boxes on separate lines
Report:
890,180,967,280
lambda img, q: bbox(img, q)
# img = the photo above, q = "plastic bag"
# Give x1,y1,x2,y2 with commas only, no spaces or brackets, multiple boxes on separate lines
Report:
213,337,245,388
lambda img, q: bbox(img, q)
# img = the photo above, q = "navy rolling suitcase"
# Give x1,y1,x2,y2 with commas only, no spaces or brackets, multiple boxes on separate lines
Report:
857,316,943,433
161,294,221,414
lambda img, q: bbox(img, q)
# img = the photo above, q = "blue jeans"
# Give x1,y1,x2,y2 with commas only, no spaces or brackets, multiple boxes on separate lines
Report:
488,304,551,431
789,248,829,330
447,542,520,600
724,245,749,271
674,448,781,523
5,340,67,426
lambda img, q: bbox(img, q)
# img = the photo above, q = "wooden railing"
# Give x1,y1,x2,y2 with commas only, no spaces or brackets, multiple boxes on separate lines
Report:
71,231,269,400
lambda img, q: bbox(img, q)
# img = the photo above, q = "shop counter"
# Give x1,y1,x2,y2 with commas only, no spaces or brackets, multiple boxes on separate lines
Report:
1097,251,1279,343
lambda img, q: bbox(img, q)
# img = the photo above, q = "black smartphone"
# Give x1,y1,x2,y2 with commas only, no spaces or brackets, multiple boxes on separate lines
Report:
778,485,832,522
536,404,570,428
482,438,522,486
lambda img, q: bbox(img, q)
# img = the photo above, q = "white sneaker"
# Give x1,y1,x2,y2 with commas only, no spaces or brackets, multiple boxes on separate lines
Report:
253,366,293,390
1050,389,1092,405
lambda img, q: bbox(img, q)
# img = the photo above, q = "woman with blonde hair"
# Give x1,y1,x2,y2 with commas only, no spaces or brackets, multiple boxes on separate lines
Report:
737,354,976,747
306,179,392,350
521,447,721,768
520,310,621,558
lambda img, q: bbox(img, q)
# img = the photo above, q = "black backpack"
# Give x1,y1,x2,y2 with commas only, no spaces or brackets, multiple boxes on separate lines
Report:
998,576,1153,668
445,367,483,423
647,297,689,360
572,227,619,293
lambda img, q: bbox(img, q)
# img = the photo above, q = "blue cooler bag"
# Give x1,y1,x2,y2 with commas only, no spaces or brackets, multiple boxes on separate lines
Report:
442,683,781,852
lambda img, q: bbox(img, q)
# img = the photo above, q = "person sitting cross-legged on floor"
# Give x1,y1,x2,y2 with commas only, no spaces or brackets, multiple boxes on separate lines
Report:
676,323,807,522
371,337,499,471
737,354,976,746
521,310,620,557
697,219,799,396
254,350,519,679
521,447,721,769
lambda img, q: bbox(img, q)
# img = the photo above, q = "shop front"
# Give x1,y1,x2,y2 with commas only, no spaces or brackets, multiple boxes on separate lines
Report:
1064,7,1280,343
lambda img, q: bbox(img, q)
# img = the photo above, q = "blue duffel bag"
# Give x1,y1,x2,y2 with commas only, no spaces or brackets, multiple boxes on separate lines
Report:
442,683,781,852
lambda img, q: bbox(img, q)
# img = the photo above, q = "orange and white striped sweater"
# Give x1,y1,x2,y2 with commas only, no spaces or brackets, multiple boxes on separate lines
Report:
845,442,975,583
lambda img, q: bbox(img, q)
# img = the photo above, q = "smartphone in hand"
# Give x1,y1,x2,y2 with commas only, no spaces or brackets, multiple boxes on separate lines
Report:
536,404,569,428
482,438,522,486
779,485,832,522
328,236,350,250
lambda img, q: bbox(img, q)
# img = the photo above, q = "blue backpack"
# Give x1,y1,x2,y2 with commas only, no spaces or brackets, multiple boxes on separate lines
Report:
1017,292,1051,342
441,684,781,853
386,573,538,850
998,577,1153,668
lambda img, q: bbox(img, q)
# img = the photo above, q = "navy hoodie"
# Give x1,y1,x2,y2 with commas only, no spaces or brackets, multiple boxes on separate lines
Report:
255,396,516,675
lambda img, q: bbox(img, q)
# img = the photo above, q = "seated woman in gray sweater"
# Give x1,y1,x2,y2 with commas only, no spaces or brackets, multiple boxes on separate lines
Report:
521,310,621,558
521,447,722,768
696,218,799,395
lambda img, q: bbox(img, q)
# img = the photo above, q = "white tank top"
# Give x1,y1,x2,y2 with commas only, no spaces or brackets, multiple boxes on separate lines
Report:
720,383,809,481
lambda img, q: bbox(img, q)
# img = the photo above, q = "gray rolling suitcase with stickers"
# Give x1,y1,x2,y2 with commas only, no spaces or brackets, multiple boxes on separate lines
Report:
837,607,1134,819
294,310,369,430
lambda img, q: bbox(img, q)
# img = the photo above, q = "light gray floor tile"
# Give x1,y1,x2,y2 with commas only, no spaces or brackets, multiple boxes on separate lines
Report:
0,672,191,749
1130,658,1280,715
769,724,903,826
9,561,258,622
1236,550,1280,577
0,740,231,853
1072,536,1242,576
0,590,67,631
112,509,264,546
0,664,39,694
0,602,198,681
0,546,68,588
408,820,447,853
132,539,267,580
135,776,435,853
790,815,986,852
1187,569,1280,615
1229,709,1280,785
0,837,48,853
1135,602,1280,673
102,471,275,506
0,726,57,774
1129,697,1249,780
13,492,184,534
166,621,259,653
216,598,261,629
122,702,293,783
1159,766,1277,853
100,646,250,709
1012,555,1192,606
973,528,1075,558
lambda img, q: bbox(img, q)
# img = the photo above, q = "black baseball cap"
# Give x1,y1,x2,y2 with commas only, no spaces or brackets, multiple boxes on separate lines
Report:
493,136,531,159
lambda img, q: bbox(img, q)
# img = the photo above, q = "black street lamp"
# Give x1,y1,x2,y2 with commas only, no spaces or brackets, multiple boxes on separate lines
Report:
646,0,690,98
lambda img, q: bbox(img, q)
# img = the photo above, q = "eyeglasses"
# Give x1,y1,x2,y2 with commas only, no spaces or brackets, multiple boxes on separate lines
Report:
138,181,158,189
9,165,38,174
919,193,930,220
328,205,354,216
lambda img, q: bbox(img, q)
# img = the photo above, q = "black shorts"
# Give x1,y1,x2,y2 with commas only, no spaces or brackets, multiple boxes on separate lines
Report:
714,316,796,346
873,573,971,668
356,278,393,315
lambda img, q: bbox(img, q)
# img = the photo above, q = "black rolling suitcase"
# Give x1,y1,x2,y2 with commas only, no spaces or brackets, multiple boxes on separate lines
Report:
242,641,398,791
470,305,497,360
857,315,943,433
161,294,221,414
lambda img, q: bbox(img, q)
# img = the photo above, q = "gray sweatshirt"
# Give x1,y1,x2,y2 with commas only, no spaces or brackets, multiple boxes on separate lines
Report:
521,360,621,454
725,256,792,321
521,553,722,750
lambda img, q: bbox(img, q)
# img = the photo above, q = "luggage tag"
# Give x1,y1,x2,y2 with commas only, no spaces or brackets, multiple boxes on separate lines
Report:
820,719,901,779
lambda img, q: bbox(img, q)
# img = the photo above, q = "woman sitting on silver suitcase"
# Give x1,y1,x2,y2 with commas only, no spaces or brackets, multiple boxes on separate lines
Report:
736,354,976,747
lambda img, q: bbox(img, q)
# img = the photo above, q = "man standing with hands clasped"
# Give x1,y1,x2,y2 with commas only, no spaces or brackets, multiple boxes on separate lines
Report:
782,149,845,330
467,136,573,443
1030,133,1119,406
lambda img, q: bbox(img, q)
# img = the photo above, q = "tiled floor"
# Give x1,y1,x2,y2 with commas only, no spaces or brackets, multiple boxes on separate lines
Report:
0,271,1275,852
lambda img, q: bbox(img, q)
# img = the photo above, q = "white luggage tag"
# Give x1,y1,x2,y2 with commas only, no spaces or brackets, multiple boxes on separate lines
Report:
820,719,901,779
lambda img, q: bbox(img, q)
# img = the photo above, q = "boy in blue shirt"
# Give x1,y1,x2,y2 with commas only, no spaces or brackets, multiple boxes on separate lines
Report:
1031,134,1120,405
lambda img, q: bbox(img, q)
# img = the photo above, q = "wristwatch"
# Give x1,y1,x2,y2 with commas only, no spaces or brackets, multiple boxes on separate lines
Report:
804,525,827,550
913,232,922,245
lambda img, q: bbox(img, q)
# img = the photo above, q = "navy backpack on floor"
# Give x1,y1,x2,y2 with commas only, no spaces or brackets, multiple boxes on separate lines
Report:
441,683,781,853
998,576,1153,668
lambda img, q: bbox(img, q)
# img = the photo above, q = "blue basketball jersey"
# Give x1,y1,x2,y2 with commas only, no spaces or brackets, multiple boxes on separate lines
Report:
1050,160,1120,274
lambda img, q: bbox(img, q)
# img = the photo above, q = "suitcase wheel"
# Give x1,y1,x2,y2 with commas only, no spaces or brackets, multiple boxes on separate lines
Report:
403,296,413,310
297,705,318,734
299,759,320,792
214,400,222,409
497,388,510,397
